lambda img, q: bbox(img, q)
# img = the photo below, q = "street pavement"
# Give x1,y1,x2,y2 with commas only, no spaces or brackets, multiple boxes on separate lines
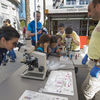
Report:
0,50,23,84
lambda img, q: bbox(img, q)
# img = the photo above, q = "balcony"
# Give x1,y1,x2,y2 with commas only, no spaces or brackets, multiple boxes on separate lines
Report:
46,0,89,14
8,0,20,6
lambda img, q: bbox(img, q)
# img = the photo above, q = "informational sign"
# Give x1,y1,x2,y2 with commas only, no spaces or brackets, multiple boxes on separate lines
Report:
19,90,68,100
43,71,74,96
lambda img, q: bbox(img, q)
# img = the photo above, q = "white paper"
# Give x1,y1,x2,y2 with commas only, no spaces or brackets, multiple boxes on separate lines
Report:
19,90,68,100
59,56,73,64
43,71,74,96
47,56,73,70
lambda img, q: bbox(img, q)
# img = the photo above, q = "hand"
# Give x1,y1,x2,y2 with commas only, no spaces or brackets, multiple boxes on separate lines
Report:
56,49,61,53
82,54,88,65
37,30,42,34
90,64,100,78
44,43,49,53
48,48,51,53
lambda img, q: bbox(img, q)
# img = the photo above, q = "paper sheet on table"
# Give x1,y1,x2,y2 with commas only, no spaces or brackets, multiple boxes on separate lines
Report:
43,70,74,96
47,56,73,70
19,90,68,100
59,56,73,64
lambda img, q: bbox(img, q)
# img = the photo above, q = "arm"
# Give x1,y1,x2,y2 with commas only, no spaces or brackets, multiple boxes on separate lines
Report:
72,38,80,46
71,32,80,46
27,30,42,38
44,43,49,53
27,31,34,38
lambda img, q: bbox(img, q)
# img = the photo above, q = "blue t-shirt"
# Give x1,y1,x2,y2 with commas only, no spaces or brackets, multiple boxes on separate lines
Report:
0,48,7,65
27,20,42,41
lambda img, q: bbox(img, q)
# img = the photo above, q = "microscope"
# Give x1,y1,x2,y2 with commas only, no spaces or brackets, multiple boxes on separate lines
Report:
65,37,72,57
21,51,47,80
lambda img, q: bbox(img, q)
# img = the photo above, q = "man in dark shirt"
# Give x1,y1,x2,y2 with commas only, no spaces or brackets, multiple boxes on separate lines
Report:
0,27,20,65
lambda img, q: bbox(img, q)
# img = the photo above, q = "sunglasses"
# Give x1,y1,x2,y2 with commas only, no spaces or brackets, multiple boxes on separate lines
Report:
13,42,18,47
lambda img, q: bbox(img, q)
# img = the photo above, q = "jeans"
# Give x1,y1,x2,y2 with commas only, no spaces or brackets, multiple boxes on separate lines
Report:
31,40,36,46
8,49,16,60
2,54,7,63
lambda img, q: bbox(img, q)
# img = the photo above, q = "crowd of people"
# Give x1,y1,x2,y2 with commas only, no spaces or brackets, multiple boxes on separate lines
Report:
26,11,80,57
0,10,80,67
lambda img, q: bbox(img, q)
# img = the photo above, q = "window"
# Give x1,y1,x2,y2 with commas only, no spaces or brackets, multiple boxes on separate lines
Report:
79,0,89,5
66,0,76,5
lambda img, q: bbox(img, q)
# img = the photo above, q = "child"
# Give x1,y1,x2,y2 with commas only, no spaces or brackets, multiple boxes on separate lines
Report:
56,23,66,44
49,35,61,56
65,27,80,51
35,34,50,54
56,35,63,50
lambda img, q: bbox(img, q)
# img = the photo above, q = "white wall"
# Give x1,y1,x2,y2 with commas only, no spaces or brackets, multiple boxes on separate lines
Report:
0,0,20,30
29,0,44,24
46,0,53,9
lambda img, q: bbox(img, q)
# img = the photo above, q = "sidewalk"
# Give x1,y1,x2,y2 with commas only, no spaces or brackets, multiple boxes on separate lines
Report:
0,50,23,84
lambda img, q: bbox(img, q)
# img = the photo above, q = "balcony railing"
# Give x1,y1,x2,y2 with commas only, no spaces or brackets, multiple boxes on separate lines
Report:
79,0,89,5
66,0,89,5
66,1,76,5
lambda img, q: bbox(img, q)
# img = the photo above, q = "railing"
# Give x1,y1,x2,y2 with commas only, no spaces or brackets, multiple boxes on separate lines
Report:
66,0,89,5
79,0,89,5
66,1,76,5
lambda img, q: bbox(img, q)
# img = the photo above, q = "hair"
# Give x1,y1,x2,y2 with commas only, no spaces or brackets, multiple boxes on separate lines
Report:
93,0,100,7
65,27,73,34
0,27,20,41
50,35,57,44
33,11,40,17
3,21,5,23
58,23,64,28
36,34,50,48
5,19,11,24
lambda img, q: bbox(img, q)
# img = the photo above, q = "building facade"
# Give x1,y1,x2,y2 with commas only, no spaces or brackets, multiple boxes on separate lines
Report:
45,0,97,36
19,0,26,21
0,0,20,30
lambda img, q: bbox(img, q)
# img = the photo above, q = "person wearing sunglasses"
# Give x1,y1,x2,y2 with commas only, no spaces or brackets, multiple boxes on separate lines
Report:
0,26,20,65
2,19,18,65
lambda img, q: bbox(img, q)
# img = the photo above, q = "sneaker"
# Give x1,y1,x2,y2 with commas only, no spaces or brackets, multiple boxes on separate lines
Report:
2,62,6,66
